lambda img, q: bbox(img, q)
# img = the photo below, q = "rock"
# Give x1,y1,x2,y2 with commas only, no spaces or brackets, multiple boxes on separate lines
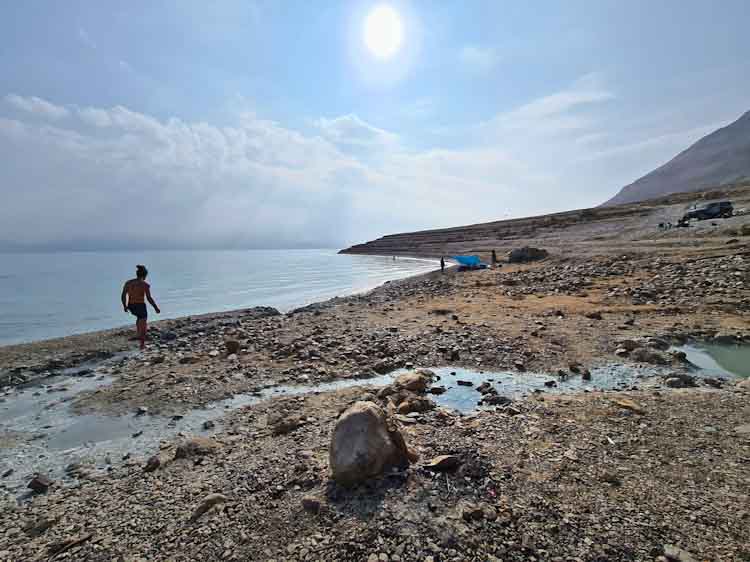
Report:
476,382,494,394
507,247,549,263
544,380,557,388
585,311,602,320
329,401,414,486
136,406,148,416
301,495,323,514
24,517,57,538
741,223,750,236
736,378,750,390
394,371,431,393
1,468,13,478
424,455,462,472
27,474,53,494
144,455,162,472
664,373,697,388
162,331,178,341
208,350,220,357
225,339,241,354
428,386,447,395
269,413,302,435
456,380,473,387
179,355,196,365
618,339,639,351
174,437,221,460
615,347,629,357
581,369,592,381
734,424,750,435
151,355,165,364
483,395,512,406
189,493,228,522
397,396,434,414
202,420,216,430
513,361,526,372
612,398,645,415
663,544,698,562
630,348,668,365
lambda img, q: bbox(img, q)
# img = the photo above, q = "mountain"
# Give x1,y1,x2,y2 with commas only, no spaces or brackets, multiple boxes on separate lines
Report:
604,110,750,206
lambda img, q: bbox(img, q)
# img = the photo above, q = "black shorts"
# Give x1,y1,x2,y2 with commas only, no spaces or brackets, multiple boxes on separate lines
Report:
128,303,148,319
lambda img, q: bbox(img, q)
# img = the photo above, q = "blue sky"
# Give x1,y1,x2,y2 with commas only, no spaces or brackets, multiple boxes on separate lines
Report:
1,0,748,249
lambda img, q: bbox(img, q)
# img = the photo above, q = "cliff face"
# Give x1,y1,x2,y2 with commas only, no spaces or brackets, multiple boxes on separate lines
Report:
604,111,750,206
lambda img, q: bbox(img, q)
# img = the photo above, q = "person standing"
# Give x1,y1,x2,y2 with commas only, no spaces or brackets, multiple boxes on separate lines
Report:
491,250,497,267
440,256,445,274
121,265,160,349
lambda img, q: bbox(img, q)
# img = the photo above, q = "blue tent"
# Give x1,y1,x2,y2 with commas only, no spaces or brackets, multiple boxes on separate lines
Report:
451,255,487,269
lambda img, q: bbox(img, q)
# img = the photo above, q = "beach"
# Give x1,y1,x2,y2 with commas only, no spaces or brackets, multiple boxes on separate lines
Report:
1,223,750,560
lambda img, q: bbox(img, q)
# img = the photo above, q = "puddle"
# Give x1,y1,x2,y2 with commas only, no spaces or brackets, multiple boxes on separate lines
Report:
673,343,750,378
0,360,667,497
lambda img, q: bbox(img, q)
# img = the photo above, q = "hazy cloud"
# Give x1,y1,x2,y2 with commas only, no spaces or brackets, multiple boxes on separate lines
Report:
77,27,96,49
0,78,728,250
5,94,71,120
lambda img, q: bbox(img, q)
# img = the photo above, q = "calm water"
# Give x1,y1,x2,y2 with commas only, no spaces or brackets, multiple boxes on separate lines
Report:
0,250,437,346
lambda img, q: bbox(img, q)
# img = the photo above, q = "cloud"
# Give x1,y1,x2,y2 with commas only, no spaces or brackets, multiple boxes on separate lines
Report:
4,94,71,120
315,114,398,148
0,76,709,250
459,45,499,72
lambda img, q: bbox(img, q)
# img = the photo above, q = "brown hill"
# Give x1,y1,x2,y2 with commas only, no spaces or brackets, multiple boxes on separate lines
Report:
604,110,750,206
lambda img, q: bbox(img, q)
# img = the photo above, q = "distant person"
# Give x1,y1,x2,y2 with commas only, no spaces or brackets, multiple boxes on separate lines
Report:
491,250,497,267
121,265,160,349
440,256,445,274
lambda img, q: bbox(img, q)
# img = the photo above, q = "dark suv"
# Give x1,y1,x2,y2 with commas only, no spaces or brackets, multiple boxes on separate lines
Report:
682,201,733,221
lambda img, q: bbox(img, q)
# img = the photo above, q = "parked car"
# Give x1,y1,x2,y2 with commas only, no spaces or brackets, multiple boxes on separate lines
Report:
682,201,733,221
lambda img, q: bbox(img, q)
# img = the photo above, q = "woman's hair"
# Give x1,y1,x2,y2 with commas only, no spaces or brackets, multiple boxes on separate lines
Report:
136,264,148,279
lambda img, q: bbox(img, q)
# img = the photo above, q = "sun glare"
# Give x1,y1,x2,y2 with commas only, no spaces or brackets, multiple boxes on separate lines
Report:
364,4,403,59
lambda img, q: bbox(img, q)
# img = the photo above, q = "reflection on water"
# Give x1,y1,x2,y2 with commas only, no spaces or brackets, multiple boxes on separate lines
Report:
675,343,750,378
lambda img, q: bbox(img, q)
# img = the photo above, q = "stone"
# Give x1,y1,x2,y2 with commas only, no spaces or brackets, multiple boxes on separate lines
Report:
618,339,639,351
734,424,750,435
664,373,697,388
483,395,512,406
581,369,592,381
329,401,414,486
612,398,645,415
585,311,602,320
144,455,161,472
174,437,221,460
507,246,549,263
424,455,462,472
397,397,434,415
544,380,557,388
394,371,431,393
736,378,750,390
225,340,241,354
189,493,228,522
202,420,216,430
208,350,220,357
630,348,668,365
428,386,447,395
456,380,473,387
301,495,322,514
136,406,148,416
27,474,53,494
269,413,302,435
663,544,698,562
513,361,526,372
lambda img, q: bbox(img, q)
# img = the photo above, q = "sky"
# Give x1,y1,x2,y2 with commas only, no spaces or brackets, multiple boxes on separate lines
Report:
0,0,748,250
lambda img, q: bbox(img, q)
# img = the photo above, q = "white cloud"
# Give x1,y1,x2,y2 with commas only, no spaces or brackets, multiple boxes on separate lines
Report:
459,45,499,72
315,114,398,148
1,77,712,250
4,94,71,120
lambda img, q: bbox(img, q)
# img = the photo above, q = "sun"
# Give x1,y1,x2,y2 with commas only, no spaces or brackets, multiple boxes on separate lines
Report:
364,5,403,59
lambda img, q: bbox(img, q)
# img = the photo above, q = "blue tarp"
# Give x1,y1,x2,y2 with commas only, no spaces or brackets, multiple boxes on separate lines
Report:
452,255,483,267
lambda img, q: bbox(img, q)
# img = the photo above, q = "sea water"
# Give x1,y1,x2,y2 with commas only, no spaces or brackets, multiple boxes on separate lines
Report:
0,250,437,345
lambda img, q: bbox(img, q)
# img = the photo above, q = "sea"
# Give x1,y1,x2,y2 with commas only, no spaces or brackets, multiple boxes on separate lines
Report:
0,250,437,346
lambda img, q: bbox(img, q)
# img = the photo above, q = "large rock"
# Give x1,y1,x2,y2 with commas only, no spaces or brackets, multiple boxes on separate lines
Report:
394,370,432,393
507,247,549,263
329,401,415,486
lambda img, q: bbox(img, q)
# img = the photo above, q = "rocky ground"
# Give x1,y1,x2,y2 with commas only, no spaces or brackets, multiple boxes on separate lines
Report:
1,225,750,560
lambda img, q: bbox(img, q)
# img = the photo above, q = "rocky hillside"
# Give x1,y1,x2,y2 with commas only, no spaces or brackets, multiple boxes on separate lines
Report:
604,110,750,206
340,183,750,259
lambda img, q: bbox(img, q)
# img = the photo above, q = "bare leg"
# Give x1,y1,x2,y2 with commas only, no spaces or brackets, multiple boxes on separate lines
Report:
137,318,146,349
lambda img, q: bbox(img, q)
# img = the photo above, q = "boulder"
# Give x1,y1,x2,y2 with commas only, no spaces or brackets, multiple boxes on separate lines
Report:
329,401,415,486
507,246,549,263
225,340,241,354
394,371,431,393
396,396,435,414
664,373,697,388
424,455,462,472
27,474,53,494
